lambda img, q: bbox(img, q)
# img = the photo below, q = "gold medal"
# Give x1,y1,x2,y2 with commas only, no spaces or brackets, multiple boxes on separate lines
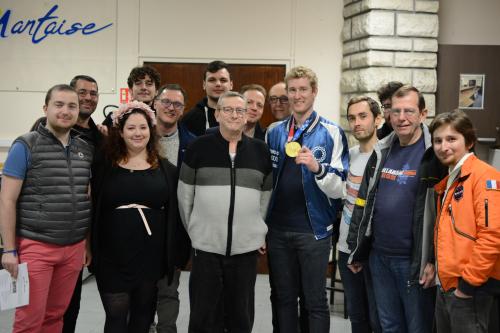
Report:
285,141,301,157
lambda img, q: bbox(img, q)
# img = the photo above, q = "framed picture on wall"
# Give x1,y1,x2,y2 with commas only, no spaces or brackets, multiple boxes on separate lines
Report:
458,74,485,109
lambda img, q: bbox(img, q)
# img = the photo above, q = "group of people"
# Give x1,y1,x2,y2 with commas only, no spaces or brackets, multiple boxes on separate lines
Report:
0,59,498,333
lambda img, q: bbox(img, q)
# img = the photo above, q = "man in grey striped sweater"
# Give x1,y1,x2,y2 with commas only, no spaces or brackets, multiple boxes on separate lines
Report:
178,91,273,333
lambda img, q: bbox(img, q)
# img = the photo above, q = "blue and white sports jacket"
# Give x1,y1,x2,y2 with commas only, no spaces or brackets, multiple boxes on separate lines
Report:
266,111,349,240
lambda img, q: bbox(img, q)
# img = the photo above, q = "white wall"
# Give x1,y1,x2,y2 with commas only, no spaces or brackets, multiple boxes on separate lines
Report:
439,0,500,45
0,0,344,162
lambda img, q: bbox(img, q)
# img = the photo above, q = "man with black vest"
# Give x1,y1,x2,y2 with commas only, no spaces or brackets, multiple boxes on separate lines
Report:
0,84,94,332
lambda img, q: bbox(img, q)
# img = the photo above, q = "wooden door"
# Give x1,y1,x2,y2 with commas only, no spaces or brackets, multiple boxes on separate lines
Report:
145,62,286,128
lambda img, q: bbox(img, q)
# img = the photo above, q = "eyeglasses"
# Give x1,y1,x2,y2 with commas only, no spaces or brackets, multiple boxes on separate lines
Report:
158,99,184,110
77,89,98,98
269,96,289,104
220,107,247,117
381,103,391,111
390,108,418,117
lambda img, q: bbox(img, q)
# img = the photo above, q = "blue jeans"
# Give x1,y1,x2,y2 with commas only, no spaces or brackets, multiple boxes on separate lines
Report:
369,250,431,333
268,228,331,333
338,251,382,333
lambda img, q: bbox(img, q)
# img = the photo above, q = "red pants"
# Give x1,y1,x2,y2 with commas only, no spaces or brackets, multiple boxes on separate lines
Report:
13,238,85,333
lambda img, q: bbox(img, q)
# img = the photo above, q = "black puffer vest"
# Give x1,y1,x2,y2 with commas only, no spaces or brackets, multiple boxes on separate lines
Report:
15,124,93,245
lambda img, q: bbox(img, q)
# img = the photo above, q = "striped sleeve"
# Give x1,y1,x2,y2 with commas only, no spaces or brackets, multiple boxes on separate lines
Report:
260,155,274,219
177,147,196,230
314,123,349,199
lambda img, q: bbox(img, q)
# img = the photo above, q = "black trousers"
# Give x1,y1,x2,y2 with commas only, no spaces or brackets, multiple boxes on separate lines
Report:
62,270,83,333
436,288,494,333
188,249,257,333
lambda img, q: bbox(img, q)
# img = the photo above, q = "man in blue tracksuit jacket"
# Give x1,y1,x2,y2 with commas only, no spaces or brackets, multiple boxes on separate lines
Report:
266,66,349,333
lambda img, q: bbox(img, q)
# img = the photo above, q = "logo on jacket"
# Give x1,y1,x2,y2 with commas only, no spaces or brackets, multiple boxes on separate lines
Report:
311,146,326,163
78,152,85,159
270,148,279,168
453,185,464,201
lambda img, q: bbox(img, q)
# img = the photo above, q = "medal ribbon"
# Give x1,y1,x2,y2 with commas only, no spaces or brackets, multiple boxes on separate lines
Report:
287,116,312,143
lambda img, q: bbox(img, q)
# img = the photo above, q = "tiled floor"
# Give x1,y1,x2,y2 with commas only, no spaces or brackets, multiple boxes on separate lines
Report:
0,272,350,332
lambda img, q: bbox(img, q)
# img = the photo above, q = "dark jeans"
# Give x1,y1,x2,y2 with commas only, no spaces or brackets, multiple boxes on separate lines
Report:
369,250,432,333
268,257,309,333
338,251,382,333
268,229,331,333
62,269,83,333
435,288,494,333
188,249,257,333
156,269,181,333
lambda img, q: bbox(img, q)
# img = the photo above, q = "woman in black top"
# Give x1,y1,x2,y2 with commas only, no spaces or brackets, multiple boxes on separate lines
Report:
90,101,187,333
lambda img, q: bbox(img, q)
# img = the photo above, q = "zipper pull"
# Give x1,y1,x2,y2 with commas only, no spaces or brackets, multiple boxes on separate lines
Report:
485,199,489,227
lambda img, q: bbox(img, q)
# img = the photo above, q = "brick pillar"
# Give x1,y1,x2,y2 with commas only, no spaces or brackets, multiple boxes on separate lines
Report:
340,0,439,139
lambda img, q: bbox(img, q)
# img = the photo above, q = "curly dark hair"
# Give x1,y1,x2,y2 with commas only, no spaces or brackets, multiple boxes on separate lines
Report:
376,81,404,103
103,108,160,168
127,66,161,89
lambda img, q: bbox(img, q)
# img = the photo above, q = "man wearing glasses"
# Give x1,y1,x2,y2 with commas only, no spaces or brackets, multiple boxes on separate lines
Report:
178,91,272,332
60,75,102,333
348,86,445,332
153,83,194,333
376,81,403,139
269,82,291,121
70,75,102,145
266,66,349,332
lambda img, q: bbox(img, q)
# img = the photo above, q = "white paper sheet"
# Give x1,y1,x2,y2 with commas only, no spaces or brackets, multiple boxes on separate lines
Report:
0,263,29,311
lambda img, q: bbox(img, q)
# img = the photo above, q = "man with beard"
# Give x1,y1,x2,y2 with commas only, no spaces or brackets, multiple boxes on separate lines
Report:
70,75,101,145
338,96,382,333
181,60,233,136
60,75,102,333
